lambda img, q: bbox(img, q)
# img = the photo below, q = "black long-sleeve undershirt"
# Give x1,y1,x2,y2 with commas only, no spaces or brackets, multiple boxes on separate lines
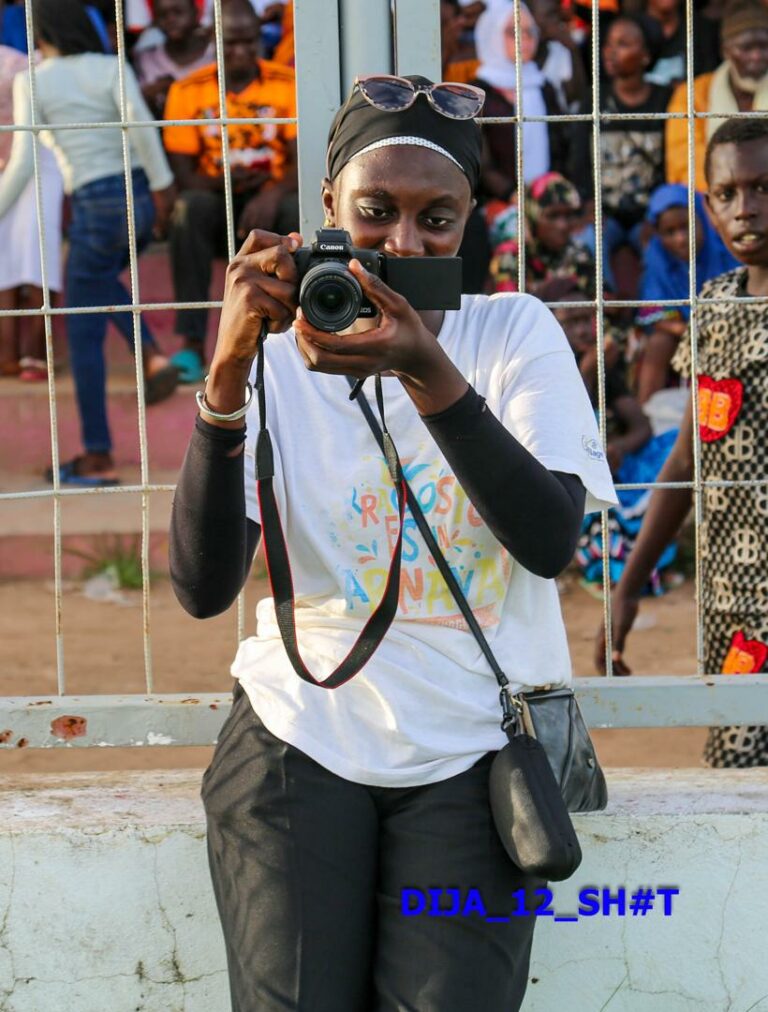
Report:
421,386,585,577
169,390,586,619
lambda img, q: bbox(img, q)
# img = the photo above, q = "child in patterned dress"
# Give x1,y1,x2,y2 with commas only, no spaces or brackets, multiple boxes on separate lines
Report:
596,117,768,767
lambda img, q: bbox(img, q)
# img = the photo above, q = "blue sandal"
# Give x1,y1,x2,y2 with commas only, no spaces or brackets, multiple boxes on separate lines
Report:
170,348,205,384
45,458,121,488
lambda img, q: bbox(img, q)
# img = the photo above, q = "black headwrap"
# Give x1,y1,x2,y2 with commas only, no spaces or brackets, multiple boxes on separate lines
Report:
326,75,483,194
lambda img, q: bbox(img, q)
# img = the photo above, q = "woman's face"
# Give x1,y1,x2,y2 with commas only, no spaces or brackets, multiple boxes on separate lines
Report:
602,20,649,79
534,202,578,253
503,8,539,64
655,205,704,260
323,146,474,260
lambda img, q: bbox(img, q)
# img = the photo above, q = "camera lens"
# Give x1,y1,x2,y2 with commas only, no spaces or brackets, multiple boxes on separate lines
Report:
316,283,345,314
299,262,362,332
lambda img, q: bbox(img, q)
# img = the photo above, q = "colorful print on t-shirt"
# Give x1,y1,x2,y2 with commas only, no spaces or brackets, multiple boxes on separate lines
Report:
337,453,512,629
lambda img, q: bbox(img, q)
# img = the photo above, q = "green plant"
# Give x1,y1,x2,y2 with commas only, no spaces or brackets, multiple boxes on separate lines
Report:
65,533,148,590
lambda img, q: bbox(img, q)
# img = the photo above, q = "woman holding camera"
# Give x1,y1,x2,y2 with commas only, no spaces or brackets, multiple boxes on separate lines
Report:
170,74,615,1012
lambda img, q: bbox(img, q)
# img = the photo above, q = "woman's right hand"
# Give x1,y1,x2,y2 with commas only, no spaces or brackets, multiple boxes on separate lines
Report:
201,230,302,426
594,590,639,676
211,228,303,369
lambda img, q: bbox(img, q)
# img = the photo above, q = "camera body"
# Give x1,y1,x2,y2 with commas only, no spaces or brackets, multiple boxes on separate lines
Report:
294,228,462,333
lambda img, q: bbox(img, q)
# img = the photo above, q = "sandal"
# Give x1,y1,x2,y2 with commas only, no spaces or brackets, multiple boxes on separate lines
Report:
170,347,205,384
45,457,120,488
19,357,47,382
145,362,179,405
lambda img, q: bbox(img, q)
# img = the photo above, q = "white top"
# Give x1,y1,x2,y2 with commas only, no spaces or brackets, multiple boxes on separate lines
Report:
233,292,617,787
0,53,173,219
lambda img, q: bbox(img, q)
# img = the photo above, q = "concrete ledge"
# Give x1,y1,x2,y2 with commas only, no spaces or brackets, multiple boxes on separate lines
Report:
0,769,766,1011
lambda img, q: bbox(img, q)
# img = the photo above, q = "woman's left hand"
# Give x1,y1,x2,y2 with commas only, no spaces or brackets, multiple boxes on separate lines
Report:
292,258,437,381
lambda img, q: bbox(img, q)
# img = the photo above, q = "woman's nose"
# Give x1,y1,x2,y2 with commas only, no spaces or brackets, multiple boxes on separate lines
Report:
383,220,425,257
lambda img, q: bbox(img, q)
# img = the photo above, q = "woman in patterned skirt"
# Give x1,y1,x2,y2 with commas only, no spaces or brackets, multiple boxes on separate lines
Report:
595,116,768,767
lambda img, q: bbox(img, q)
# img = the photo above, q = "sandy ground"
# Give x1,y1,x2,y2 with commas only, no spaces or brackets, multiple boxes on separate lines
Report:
0,563,707,774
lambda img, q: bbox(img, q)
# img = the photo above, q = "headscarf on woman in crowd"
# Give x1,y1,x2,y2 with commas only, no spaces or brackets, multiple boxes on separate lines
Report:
489,171,595,295
474,0,551,184
637,183,738,329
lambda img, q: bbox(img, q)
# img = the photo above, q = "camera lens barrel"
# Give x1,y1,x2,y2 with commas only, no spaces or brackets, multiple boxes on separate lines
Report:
298,261,363,333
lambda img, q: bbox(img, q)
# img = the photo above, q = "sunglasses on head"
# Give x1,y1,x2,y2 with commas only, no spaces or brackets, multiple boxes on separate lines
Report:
354,74,485,120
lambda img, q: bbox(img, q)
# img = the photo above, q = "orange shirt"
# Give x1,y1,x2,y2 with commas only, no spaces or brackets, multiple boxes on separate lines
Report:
163,59,297,180
665,72,712,193
445,58,480,86
272,1,295,67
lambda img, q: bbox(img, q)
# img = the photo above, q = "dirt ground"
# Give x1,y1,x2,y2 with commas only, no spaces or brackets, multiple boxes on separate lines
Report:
0,562,707,774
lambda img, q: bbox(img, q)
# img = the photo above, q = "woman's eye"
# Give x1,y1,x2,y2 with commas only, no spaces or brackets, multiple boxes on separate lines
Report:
423,214,453,229
357,205,391,220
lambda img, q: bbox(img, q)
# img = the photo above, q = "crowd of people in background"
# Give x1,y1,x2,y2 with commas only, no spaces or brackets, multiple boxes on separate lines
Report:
0,0,767,764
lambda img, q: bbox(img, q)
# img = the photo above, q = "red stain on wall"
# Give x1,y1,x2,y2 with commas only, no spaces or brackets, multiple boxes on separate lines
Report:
50,715,88,740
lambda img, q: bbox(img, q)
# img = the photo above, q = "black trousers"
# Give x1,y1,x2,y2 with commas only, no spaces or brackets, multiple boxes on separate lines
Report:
170,188,300,343
201,682,542,1012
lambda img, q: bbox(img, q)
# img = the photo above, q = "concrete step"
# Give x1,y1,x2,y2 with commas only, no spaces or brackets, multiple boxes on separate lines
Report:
0,372,201,480
0,248,226,482
0,469,176,580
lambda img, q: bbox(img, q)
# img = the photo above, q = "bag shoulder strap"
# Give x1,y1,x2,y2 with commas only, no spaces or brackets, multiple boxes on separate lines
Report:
347,377,514,704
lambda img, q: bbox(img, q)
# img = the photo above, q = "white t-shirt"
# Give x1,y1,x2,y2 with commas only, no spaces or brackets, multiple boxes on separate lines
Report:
233,292,617,787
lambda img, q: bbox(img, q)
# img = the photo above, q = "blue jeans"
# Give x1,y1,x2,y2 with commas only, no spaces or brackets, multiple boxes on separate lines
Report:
576,216,644,293
66,169,156,454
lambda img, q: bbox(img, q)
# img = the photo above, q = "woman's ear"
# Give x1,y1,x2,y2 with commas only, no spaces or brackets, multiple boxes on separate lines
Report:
321,177,336,227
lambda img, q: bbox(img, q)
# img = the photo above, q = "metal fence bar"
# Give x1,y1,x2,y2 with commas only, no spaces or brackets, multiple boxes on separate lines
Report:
513,0,526,295
587,0,613,679
3,292,768,319
21,0,65,693
207,0,244,643
3,107,767,136
683,0,706,678
2,677,767,749
4,474,766,508
114,0,155,693
4,106,767,134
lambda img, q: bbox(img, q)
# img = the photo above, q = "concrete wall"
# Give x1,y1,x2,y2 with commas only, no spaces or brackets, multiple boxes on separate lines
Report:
0,768,766,1011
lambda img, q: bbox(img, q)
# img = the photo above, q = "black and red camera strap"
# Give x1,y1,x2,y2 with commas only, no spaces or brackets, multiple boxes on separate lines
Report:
253,323,408,689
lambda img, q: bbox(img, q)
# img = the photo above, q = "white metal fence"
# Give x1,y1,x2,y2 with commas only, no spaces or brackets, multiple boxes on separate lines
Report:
1,0,767,748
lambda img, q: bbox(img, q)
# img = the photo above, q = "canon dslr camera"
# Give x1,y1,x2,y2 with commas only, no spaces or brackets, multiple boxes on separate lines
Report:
294,228,462,333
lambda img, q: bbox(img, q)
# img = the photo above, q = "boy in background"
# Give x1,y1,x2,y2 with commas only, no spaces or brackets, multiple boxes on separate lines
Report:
596,118,768,767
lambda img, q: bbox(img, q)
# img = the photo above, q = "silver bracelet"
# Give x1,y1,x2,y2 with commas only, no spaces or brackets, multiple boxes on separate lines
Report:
195,374,254,422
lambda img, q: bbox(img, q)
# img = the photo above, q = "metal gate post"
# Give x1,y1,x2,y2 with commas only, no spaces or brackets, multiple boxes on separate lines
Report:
339,0,393,96
294,0,342,234
392,0,441,81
